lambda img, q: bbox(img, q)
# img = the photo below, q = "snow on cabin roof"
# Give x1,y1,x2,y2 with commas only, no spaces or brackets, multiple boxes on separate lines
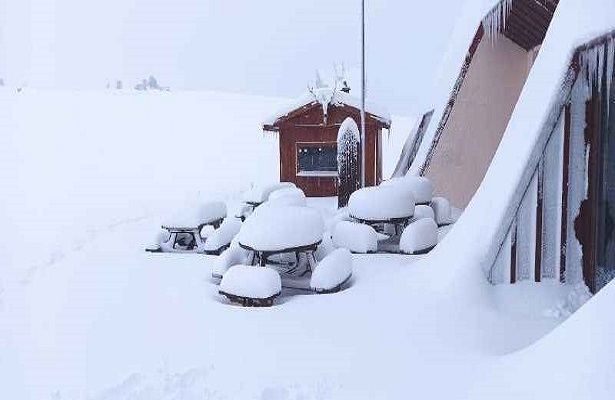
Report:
262,87,391,130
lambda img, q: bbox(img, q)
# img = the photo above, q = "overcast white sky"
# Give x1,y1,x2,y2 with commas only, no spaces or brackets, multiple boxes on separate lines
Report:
0,0,465,115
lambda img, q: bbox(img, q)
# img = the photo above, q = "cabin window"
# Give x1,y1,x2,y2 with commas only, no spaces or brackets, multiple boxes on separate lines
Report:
296,143,338,177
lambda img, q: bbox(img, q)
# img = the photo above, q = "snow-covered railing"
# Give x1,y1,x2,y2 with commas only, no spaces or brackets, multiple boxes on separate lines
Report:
489,31,615,288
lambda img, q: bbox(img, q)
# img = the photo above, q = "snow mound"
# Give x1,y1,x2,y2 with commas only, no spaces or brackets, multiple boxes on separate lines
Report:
237,205,324,251
243,182,295,204
412,204,436,222
315,232,336,261
219,265,281,299
156,229,171,245
332,221,378,253
204,217,242,252
212,243,251,278
399,218,438,254
268,187,306,202
262,191,307,208
326,207,353,232
348,186,415,221
310,248,353,292
380,176,434,204
430,197,453,226
163,201,227,228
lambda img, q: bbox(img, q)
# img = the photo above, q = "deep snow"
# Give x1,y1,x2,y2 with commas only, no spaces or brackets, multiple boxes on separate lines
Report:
2,31,615,398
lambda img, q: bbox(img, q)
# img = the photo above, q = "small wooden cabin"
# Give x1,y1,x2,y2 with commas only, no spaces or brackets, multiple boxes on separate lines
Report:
263,90,391,197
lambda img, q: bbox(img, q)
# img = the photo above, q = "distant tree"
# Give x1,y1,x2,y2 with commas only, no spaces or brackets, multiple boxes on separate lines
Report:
134,79,148,91
147,75,160,90
116,80,123,90
0,78,4,87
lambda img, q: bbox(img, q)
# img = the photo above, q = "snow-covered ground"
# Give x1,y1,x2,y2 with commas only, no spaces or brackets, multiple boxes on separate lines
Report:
1,88,614,399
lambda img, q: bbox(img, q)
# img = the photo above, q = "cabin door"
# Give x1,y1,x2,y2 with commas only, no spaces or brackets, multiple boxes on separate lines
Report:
592,74,615,293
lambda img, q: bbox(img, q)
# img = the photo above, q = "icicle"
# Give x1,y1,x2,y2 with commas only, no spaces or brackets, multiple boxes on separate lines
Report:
579,35,615,99
483,0,514,42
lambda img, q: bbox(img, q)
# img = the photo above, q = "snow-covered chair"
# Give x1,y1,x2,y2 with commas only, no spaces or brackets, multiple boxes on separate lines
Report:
380,176,434,205
399,218,438,254
430,197,454,226
203,217,243,255
219,265,282,307
212,240,251,278
411,204,436,222
310,248,353,293
332,221,378,254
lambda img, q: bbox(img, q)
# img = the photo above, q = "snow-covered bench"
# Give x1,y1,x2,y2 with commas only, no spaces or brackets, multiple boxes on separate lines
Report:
219,265,282,307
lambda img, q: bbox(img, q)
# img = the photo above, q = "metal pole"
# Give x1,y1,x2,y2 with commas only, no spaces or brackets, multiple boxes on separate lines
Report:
360,0,366,187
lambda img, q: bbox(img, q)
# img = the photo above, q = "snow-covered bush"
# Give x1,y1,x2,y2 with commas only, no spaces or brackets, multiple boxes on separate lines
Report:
412,205,435,222
310,248,353,293
212,243,251,278
332,221,378,253
337,117,361,207
348,186,415,221
430,197,453,226
204,217,242,253
399,218,438,254
237,205,324,251
243,182,295,204
315,232,336,261
380,176,434,204
219,265,281,300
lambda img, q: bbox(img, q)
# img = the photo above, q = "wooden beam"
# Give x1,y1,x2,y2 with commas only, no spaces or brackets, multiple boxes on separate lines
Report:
535,159,544,282
510,218,518,284
560,105,571,284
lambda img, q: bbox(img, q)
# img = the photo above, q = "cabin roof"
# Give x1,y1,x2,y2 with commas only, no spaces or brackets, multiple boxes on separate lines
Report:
262,88,391,131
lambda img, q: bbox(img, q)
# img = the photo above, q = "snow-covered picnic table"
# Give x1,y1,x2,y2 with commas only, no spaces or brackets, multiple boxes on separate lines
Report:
236,205,324,269
348,186,415,235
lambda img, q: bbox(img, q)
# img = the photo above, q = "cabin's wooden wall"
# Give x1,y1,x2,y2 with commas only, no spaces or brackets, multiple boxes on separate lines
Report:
277,104,384,197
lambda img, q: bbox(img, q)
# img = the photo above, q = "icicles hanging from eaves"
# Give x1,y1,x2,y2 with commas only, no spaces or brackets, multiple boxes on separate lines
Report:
578,34,615,118
483,0,513,41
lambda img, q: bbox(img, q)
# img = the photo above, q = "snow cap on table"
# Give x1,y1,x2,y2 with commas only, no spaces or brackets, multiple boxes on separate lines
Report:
310,248,353,292
380,176,434,204
264,187,307,208
237,205,324,251
243,182,295,204
219,265,281,299
332,221,378,254
348,186,415,221
163,201,227,228
400,218,438,254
